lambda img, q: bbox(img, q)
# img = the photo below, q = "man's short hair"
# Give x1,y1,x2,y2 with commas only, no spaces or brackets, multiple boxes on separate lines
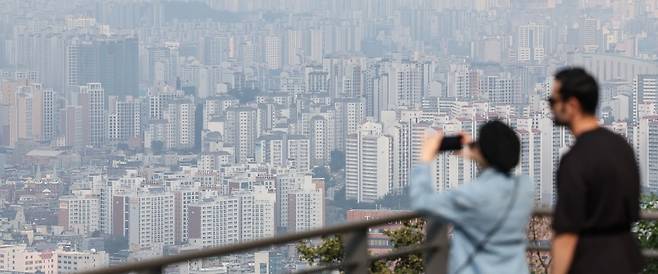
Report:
554,67,599,115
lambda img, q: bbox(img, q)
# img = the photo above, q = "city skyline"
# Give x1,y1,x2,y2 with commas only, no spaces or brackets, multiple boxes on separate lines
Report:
0,0,657,273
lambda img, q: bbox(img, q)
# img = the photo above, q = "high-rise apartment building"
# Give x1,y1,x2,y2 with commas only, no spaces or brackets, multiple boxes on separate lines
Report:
638,116,658,193
287,135,311,171
345,122,392,203
58,105,83,148
334,98,366,151
305,113,335,166
518,22,545,63
287,179,324,232
285,30,304,66
187,188,275,247
67,36,139,97
112,190,176,251
163,97,196,150
581,17,599,52
226,107,258,163
264,35,282,70
633,75,658,125
79,83,106,148
12,32,67,93
8,83,55,146
58,190,100,236
108,96,143,144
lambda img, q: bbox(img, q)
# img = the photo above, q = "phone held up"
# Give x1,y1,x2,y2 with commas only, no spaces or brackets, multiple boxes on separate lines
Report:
439,135,463,152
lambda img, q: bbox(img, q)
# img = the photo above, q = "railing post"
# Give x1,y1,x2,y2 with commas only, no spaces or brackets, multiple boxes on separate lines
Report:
342,228,370,274
424,218,449,274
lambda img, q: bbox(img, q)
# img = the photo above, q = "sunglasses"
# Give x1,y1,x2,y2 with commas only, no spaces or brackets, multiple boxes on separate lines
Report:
546,97,558,107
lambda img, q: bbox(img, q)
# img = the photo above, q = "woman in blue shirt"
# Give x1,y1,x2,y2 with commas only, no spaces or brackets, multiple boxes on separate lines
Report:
411,120,534,274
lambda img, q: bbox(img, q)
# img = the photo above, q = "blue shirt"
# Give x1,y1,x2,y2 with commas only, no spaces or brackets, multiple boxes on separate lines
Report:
410,164,534,274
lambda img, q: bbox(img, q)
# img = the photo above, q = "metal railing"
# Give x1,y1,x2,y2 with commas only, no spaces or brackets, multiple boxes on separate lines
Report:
79,209,658,274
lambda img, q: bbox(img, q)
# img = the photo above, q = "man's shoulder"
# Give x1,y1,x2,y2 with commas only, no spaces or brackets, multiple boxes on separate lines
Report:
593,127,634,152
577,127,632,150
589,127,627,142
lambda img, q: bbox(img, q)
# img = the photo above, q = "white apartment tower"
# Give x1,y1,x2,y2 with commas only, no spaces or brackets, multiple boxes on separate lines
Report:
163,98,196,150
112,191,176,251
264,35,282,70
638,116,658,192
287,180,325,232
187,188,275,247
334,98,366,151
58,190,100,235
345,122,393,203
633,75,658,125
226,107,258,163
518,22,545,63
108,96,142,144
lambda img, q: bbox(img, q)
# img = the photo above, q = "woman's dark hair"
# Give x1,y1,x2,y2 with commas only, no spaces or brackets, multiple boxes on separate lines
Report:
477,120,520,175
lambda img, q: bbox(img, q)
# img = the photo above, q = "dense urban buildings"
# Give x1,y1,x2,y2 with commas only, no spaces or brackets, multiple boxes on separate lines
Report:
0,0,657,273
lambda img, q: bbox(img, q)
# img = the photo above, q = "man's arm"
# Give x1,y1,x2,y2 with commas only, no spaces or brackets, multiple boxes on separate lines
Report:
550,233,579,274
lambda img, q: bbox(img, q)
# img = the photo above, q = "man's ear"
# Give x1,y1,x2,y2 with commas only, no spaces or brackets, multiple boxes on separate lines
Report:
566,97,580,113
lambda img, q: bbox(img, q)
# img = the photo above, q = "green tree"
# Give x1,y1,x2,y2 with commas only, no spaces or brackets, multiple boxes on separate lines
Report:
636,195,658,273
311,166,334,187
330,150,346,173
297,219,425,273
375,189,410,210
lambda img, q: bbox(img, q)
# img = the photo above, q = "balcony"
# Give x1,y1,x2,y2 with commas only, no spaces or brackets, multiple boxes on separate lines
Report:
80,209,658,274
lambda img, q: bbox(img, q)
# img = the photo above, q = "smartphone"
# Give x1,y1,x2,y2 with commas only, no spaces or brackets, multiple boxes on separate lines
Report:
439,135,463,151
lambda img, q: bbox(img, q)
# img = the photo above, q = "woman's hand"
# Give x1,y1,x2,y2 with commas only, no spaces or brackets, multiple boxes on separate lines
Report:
421,130,443,163
456,133,473,159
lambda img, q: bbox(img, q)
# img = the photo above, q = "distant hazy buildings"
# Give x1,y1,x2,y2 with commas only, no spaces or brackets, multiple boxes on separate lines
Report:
0,245,108,274
67,36,139,96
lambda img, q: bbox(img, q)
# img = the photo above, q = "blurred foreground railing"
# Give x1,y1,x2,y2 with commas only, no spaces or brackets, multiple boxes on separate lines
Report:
79,209,658,274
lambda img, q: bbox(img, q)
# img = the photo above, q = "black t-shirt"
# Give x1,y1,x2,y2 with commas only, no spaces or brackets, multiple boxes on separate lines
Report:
553,127,644,274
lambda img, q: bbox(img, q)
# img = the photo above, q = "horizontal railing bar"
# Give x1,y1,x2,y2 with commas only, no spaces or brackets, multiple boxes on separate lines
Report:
79,212,421,274
368,243,436,261
641,211,658,221
80,208,658,274
292,261,354,274
533,208,658,221
528,244,658,259
642,249,658,259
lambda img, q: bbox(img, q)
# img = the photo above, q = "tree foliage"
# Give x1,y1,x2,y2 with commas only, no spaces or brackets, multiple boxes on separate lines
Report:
228,87,261,103
527,216,552,274
381,219,425,273
297,219,425,273
312,166,332,184
375,188,410,210
330,150,346,173
636,195,658,274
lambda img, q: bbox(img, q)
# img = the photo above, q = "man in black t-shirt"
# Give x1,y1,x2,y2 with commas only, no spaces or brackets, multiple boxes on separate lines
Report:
549,68,643,274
